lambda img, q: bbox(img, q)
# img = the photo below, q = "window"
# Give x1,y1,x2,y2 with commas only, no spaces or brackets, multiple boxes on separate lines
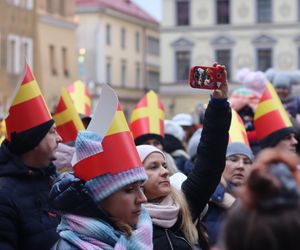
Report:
176,1,190,26
257,48,272,71
49,45,57,75
216,49,231,79
135,32,140,52
257,0,272,23
147,36,159,55
21,37,33,68
176,51,190,81
135,63,141,87
148,71,160,90
7,34,21,74
62,47,69,77
26,0,33,10
106,59,111,84
13,0,20,6
106,24,111,45
121,28,126,49
121,60,127,86
216,0,230,24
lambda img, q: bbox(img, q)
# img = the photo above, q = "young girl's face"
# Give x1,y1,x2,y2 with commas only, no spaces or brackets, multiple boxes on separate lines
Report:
101,181,147,226
143,152,170,201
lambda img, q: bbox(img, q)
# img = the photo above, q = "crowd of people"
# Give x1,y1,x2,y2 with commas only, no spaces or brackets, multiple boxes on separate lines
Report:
0,63,300,250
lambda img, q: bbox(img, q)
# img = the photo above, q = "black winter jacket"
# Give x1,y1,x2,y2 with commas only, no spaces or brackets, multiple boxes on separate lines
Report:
153,98,231,250
0,142,60,250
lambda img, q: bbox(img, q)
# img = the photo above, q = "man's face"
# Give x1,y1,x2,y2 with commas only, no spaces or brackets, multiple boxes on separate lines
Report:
275,86,289,99
143,138,163,151
33,125,62,166
274,133,298,153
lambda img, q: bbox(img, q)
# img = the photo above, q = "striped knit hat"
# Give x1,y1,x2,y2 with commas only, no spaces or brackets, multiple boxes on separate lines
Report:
74,131,147,203
72,84,148,204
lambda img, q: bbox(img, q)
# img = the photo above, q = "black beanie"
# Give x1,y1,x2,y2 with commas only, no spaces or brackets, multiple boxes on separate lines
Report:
259,127,296,149
134,133,164,147
7,119,54,155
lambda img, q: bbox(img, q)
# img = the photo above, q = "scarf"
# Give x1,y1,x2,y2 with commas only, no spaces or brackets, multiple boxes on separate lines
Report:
56,207,153,250
143,194,180,228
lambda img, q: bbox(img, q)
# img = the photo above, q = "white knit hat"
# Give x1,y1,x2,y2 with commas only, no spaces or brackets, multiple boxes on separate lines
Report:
172,113,193,126
136,145,166,163
164,120,185,142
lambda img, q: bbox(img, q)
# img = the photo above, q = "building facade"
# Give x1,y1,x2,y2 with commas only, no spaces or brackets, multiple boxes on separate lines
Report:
160,0,300,117
0,0,35,118
75,0,160,116
0,0,78,116
35,0,78,111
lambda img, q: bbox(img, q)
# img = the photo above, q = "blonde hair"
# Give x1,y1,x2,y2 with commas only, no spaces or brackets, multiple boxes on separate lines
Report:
170,187,198,246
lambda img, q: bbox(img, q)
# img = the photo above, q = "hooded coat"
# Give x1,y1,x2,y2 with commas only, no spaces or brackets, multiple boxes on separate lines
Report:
0,141,60,250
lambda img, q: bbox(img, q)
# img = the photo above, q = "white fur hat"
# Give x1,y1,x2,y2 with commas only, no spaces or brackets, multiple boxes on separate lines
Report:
164,120,185,142
172,113,193,126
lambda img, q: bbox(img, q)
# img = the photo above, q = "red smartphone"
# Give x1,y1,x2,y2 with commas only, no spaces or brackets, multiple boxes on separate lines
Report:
189,64,225,89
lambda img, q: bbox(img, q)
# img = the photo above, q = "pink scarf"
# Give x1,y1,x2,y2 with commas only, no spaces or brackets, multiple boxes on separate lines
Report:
143,194,180,228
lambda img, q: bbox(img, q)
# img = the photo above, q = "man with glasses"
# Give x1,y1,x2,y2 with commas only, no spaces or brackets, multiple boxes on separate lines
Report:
202,142,254,246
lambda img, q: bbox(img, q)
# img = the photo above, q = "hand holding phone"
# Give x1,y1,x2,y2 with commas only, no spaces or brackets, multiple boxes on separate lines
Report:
189,64,226,90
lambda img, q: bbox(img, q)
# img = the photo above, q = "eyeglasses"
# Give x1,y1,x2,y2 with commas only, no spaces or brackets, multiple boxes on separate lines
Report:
226,156,252,166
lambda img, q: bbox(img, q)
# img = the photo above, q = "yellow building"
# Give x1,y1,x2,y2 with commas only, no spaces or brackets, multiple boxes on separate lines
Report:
160,0,300,117
0,0,35,117
0,0,78,116
75,0,160,116
35,0,78,111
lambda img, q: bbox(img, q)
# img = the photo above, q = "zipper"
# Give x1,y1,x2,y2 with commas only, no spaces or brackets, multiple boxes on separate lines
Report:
173,233,193,249
165,229,174,250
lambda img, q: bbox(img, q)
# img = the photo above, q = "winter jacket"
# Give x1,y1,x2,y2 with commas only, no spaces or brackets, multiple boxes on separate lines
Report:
0,142,60,250
153,218,194,250
182,98,231,220
153,98,231,250
202,183,236,245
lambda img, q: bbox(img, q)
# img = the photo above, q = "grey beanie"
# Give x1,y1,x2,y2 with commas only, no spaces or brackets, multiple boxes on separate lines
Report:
226,142,254,161
273,72,291,88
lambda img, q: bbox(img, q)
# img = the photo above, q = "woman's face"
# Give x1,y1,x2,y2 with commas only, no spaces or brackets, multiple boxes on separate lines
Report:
223,154,253,186
143,152,170,201
101,181,147,226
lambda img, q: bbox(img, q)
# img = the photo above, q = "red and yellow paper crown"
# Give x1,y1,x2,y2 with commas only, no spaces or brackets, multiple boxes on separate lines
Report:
5,63,52,141
73,84,143,181
67,80,91,116
53,88,85,143
130,90,165,140
254,82,292,141
229,109,250,146
0,119,6,144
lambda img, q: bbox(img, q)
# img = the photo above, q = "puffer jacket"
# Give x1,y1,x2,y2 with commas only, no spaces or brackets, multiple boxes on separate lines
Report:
0,141,60,250
153,98,231,250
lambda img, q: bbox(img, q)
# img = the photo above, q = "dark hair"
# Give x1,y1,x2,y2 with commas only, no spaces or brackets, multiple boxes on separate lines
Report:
221,148,300,250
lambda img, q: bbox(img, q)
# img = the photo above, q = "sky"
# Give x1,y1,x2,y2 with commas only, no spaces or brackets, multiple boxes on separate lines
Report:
132,0,162,21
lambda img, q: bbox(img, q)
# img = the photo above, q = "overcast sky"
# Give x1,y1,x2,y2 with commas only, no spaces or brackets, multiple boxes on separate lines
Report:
132,0,162,21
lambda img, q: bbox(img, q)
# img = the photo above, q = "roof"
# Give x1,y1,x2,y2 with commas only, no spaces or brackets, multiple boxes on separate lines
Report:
76,0,159,24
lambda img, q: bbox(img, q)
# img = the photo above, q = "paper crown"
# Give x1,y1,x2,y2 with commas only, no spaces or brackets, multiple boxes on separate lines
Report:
0,119,6,144
72,84,147,202
229,109,250,146
53,88,85,143
5,63,52,141
67,80,91,116
73,84,145,180
254,82,293,146
130,90,165,143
